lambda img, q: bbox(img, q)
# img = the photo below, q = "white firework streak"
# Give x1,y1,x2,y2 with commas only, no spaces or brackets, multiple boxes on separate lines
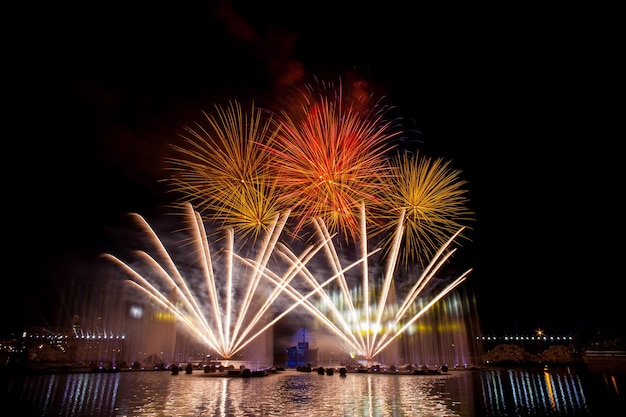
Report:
103,202,310,359
240,202,472,361
103,202,471,362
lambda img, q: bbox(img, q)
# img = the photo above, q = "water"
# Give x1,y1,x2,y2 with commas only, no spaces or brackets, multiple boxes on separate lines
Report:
2,365,624,416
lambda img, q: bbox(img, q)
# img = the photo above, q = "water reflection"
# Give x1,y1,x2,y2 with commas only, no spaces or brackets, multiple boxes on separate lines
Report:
4,372,120,416
479,368,588,415
114,371,463,416
1,367,623,416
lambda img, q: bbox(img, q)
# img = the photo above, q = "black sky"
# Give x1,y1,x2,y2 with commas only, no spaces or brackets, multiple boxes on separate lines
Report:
5,1,622,341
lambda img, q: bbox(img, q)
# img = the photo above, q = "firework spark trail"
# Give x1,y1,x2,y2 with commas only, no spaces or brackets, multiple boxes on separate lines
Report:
370,206,405,353
397,230,464,319
102,221,219,348
105,201,470,363
273,204,471,361
236,237,377,354
375,269,471,357
228,207,292,350
104,203,295,359
275,232,380,351
360,203,371,354
126,214,216,340
309,215,371,354
190,208,224,347
233,203,471,362
103,218,220,351
371,229,472,358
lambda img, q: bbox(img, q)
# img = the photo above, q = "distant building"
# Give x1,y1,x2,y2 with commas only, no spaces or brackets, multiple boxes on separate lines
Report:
285,340,318,367
285,329,318,367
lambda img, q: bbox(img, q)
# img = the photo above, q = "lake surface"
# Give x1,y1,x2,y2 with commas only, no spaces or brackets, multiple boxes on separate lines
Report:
1,364,624,416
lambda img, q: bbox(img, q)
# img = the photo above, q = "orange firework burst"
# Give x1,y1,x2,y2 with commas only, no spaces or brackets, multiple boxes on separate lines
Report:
376,151,474,268
165,100,283,241
266,79,402,242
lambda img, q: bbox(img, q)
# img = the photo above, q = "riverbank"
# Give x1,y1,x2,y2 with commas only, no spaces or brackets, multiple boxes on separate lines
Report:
4,353,625,377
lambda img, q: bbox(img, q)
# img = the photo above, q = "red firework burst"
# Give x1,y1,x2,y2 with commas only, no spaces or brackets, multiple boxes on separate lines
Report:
266,79,402,242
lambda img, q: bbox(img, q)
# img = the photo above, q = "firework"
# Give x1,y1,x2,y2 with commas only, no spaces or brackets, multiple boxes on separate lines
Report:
165,100,283,241
164,80,473,267
265,78,402,242
105,201,471,364
103,202,301,360
376,151,474,268
106,77,478,366
242,202,472,362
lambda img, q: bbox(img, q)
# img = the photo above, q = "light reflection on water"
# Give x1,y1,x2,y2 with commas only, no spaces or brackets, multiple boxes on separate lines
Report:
1,367,624,416
116,371,463,416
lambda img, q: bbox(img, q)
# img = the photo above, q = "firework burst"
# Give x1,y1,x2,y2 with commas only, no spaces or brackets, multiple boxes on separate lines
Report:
265,79,402,242
165,100,282,242
376,151,474,268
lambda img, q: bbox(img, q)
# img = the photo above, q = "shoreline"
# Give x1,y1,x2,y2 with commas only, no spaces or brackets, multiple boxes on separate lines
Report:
4,353,626,377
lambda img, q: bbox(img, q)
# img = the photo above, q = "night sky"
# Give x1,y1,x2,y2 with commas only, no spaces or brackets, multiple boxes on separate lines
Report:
5,2,622,342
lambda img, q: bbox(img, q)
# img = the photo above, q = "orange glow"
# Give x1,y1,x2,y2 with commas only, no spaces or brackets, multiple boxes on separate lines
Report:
544,370,557,411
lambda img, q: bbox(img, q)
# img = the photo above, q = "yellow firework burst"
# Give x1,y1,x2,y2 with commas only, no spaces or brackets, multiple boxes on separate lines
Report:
165,100,283,241
376,151,474,268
